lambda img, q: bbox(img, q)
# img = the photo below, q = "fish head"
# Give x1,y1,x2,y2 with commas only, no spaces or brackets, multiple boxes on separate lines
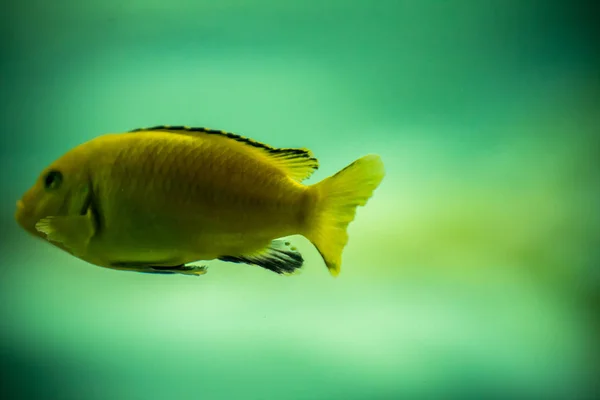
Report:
16,145,92,238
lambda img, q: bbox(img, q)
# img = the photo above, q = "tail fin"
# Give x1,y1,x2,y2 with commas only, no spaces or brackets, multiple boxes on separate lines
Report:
305,154,385,276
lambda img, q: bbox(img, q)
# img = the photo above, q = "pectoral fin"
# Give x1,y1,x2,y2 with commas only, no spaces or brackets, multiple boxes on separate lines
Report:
35,208,96,258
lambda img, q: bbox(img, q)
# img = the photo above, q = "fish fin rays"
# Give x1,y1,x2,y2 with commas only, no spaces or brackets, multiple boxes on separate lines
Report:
129,125,319,182
149,264,208,275
35,209,96,258
261,148,319,182
304,154,385,276
218,239,304,275
110,262,209,276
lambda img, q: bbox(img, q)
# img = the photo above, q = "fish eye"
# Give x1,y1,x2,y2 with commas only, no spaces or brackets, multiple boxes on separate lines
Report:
44,170,63,190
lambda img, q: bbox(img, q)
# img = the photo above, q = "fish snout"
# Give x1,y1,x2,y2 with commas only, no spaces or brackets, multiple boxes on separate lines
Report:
15,199,34,232
15,199,26,218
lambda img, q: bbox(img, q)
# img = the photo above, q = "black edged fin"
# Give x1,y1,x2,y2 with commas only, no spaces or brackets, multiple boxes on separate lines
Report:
218,239,304,275
139,270,177,275
151,264,208,276
129,125,319,182
110,262,208,276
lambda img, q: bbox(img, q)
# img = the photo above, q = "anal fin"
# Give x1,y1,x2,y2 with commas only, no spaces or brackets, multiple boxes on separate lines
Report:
219,239,304,275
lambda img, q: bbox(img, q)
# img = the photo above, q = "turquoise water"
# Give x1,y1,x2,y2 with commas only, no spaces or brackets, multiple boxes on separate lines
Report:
1,1,598,399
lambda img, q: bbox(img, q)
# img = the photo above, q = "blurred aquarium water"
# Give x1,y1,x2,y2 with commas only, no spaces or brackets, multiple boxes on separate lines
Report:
0,1,598,399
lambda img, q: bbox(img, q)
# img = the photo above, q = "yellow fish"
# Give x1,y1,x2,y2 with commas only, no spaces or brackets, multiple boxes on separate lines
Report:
15,126,385,277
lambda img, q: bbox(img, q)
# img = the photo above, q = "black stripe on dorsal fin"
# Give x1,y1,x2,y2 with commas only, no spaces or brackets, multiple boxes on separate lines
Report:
129,125,319,182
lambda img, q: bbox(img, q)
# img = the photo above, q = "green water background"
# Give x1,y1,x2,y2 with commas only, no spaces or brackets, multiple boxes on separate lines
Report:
1,1,598,399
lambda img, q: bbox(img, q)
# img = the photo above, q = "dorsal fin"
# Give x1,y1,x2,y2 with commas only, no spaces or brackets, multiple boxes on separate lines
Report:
130,125,319,182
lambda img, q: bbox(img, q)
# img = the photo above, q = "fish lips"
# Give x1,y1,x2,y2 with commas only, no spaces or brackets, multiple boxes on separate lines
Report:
15,200,45,239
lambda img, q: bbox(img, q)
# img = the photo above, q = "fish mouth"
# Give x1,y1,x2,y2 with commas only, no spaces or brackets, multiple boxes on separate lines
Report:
15,200,27,224
15,199,40,236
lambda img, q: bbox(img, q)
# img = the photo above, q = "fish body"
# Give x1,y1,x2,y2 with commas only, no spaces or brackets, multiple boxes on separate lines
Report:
15,126,385,277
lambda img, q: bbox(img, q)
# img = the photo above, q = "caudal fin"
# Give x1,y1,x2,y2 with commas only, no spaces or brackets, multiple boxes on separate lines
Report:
305,154,385,276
